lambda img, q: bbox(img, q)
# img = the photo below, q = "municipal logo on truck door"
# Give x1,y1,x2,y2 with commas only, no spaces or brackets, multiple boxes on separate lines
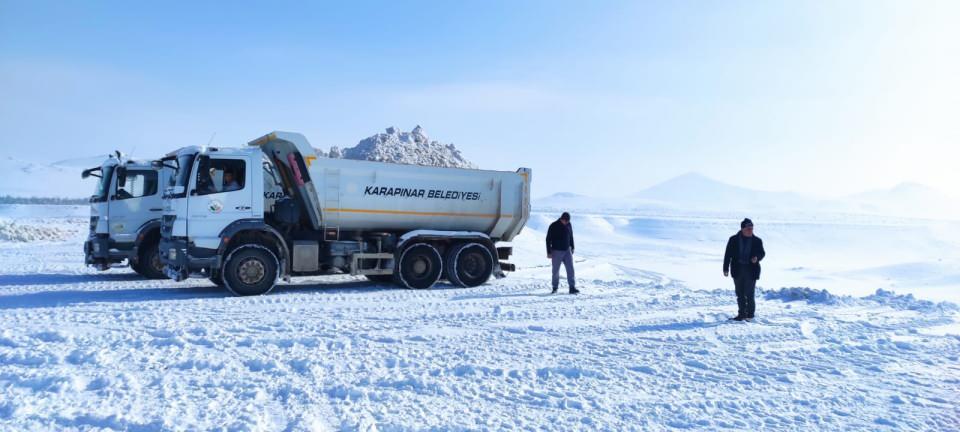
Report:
208,200,223,214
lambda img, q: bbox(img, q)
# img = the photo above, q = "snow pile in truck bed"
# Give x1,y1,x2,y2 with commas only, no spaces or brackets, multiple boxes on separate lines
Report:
323,126,477,169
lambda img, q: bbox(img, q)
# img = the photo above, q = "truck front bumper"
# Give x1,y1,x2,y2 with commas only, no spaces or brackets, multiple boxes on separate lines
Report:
159,236,220,281
84,234,132,271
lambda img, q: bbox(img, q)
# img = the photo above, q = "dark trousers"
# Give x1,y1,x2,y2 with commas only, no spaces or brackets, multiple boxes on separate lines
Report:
733,272,756,318
551,249,575,290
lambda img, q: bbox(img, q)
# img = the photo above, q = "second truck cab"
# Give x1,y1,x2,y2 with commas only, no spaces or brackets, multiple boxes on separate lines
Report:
82,153,173,278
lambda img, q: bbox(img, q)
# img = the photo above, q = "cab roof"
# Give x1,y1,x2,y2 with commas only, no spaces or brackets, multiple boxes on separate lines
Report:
165,145,261,158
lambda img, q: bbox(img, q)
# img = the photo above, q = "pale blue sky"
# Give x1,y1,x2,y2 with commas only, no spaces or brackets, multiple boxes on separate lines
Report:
1,1,957,198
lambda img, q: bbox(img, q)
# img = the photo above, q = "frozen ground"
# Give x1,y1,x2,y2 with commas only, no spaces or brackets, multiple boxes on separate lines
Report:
0,205,958,431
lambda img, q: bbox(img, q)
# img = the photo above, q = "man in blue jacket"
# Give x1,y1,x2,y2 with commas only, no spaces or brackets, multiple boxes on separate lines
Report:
546,212,578,294
723,218,765,321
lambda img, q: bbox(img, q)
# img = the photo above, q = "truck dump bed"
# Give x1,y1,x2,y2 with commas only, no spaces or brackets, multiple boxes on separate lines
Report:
250,131,531,241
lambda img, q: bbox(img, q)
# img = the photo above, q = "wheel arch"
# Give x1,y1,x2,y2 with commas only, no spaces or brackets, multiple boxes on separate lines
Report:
134,219,162,246
131,219,162,264
217,219,291,279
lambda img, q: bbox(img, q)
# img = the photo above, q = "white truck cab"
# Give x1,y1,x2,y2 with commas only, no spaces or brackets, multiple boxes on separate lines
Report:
82,153,173,278
160,132,531,296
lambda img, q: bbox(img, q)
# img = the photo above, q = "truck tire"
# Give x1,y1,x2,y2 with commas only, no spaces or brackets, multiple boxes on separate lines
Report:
135,242,166,279
365,274,394,284
396,243,442,289
222,244,279,296
446,242,494,288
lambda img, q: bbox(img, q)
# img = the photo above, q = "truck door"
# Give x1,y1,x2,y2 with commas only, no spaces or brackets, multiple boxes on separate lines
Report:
187,155,254,250
110,168,161,244
88,164,115,235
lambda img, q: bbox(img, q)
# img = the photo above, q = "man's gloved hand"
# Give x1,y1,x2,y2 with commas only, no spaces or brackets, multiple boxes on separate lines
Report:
547,253,552,259
751,256,758,264
723,271,729,277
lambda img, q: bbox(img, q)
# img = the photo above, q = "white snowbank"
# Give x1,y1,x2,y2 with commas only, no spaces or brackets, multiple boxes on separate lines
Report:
0,219,82,243
763,287,843,305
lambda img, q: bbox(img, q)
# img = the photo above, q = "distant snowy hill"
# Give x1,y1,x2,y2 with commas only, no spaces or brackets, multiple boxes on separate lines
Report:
535,172,960,221
632,172,818,211
535,173,827,217
846,182,960,219
320,126,477,169
0,155,106,199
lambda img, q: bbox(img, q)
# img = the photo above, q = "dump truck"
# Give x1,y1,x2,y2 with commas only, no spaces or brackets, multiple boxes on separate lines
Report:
82,152,173,278
159,131,531,295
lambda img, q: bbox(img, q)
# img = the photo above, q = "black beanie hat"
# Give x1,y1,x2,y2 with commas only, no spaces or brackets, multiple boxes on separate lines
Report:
741,218,753,228
561,212,571,221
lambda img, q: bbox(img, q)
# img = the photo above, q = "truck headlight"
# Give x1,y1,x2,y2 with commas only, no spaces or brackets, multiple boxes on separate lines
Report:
92,243,100,253
168,248,177,260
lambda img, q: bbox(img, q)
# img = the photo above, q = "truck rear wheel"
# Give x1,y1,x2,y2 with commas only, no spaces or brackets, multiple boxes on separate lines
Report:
135,242,166,279
222,245,279,296
396,243,442,289
446,243,494,288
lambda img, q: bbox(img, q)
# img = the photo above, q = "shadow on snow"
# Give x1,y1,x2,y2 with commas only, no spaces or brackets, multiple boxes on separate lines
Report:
0,276,469,310
0,272,143,287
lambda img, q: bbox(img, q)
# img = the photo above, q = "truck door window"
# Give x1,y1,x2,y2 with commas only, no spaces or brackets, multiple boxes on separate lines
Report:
115,170,158,200
196,158,246,196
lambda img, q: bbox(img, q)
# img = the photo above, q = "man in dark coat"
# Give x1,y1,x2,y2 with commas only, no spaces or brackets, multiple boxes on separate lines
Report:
546,212,578,294
723,218,765,321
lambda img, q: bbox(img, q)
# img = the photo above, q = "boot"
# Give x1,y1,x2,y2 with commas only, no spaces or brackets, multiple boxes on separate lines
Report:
569,288,580,295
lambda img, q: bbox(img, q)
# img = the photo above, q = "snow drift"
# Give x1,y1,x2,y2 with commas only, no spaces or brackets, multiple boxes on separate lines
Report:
0,219,81,243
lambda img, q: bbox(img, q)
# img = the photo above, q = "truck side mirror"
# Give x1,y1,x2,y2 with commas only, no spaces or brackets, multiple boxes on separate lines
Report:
81,167,99,179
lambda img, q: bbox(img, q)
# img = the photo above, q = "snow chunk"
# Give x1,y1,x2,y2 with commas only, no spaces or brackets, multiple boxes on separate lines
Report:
863,289,958,313
320,126,477,169
763,287,842,305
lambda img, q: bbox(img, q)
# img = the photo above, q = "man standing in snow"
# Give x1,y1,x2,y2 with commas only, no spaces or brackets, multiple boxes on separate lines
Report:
723,218,765,321
547,212,578,294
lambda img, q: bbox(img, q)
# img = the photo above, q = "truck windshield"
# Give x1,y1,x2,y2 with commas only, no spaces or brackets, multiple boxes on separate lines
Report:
167,153,196,196
91,165,114,202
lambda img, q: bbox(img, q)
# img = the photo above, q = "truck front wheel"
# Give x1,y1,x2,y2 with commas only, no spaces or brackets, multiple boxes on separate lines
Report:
135,242,166,279
222,245,279,296
396,243,442,289
446,243,494,288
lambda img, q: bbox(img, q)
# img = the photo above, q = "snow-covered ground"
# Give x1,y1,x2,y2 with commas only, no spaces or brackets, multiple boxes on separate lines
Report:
1,205,958,431
523,211,960,304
